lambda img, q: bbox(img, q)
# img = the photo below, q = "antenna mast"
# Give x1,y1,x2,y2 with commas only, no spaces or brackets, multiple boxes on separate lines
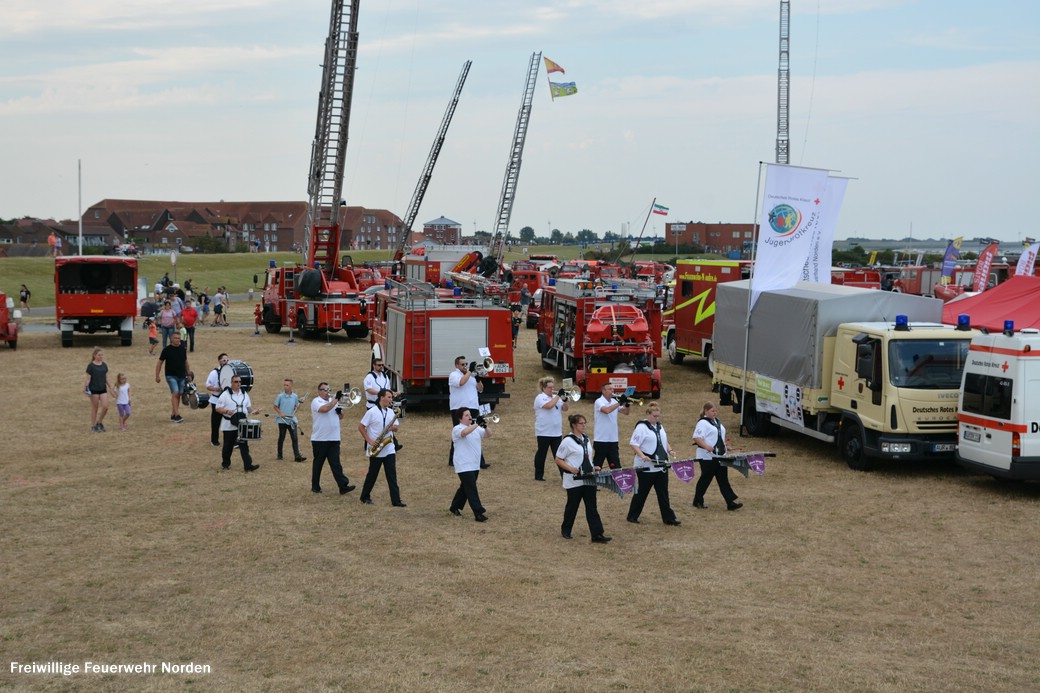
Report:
776,0,790,164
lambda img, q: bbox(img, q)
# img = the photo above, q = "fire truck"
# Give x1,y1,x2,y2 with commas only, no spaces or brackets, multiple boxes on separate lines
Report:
258,0,368,339
55,256,138,347
662,259,750,371
1,290,21,349
831,267,883,290
369,279,515,406
536,278,664,399
890,265,943,295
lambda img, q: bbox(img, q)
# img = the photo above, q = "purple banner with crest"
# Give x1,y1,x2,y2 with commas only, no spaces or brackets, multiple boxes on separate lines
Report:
611,469,637,497
671,459,697,483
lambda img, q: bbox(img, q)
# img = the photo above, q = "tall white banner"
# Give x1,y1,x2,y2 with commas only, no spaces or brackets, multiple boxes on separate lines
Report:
801,176,850,283
1015,244,1038,276
752,164,830,308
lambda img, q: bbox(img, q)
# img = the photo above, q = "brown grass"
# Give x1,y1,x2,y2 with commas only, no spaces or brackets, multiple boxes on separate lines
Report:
2,325,1038,692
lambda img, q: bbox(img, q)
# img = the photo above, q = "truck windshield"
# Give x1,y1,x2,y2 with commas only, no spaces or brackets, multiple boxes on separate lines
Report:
888,338,971,389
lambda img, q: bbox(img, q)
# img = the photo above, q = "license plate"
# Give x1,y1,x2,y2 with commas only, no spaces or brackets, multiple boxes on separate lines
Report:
347,321,361,326
932,443,956,452
963,430,981,443
494,363,511,373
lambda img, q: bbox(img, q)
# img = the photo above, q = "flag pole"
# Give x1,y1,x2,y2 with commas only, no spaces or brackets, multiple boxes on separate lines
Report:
633,197,656,267
738,163,766,437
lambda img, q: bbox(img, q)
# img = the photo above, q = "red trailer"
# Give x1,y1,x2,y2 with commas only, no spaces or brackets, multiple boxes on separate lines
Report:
536,278,664,399
0,290,20,349
54,256,138,347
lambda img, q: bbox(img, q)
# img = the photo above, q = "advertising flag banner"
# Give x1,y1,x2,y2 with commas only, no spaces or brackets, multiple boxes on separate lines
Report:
940,237,963,282
1015,244,1038,276
670,459,697,483
800,176,849,283
752,164,830,309
973,242,999,292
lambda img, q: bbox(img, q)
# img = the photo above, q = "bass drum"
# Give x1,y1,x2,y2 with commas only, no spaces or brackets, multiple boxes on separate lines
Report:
190,392,211,410
219,360,255,392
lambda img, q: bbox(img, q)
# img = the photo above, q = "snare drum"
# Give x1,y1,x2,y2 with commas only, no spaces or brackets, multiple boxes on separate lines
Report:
193,392,210,409
237,419,262,440
220,360,255,392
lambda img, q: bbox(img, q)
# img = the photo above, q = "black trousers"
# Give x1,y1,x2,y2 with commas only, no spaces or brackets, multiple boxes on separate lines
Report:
185,326,196,352
628,470,677,523
277,422,302,459
311,440,350,493
450,470,484,517
210,404,222,446
562,485,604,537
592,441,621,470
534,435,562,479
448,407,484,467
694,458,738,505
221,429,253,470
361,453,401,504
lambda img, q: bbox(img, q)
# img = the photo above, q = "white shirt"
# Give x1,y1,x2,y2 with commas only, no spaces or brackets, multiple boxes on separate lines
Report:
116,383,130,405
310,396,341,441
448,368,479,410
216,390,251,432
533,392,563,437
205,365,224,394
629,420,670,472
557,434,593,490
693,417,726,461
452,423,486,473
360,405,397,458
593,395,619,443
363,369,392,407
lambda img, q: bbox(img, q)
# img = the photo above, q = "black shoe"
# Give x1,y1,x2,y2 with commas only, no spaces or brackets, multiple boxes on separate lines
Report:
211,441,220,447
626,517,640,524
294,456,308,462
480,463,490,469
449,508,462,517
221,465,230,470
277,456,283,461
392,502,407,508
665,519,682,526
693,500,706,509
172,415,184,423
97,423,106,432
360,497,373,504
244,465,260,472
340,484,356,495
561,529,572,540
727,502,744,511
591,535,612,544
534,476,545,481
475,514,488,522
312,488,322,494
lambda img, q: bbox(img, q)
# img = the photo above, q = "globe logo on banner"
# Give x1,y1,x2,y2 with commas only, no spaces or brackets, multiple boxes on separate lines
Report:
767,204,802,237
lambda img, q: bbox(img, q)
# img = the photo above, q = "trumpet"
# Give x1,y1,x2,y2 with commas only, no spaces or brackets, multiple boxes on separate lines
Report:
475,356,497,377
476,413,500,428
338,387,364,408
617,394,644,407
559,387,582,402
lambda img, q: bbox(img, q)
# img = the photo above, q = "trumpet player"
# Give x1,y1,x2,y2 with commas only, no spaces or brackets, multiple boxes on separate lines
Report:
533,376,570,481
593,382,631,471
358,389,406,508
449,408,491,522
448,355,487,469
363,358,393,410
309,382,356,495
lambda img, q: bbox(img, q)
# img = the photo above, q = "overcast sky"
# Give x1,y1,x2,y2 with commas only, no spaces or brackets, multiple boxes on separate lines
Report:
1,0,1037,242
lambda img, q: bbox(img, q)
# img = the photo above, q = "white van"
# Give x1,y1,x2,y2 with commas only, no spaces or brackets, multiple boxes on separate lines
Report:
957,325,1040,479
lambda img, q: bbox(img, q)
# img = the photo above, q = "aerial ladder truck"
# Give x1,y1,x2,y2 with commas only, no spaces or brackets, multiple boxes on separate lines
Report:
259,0,369,338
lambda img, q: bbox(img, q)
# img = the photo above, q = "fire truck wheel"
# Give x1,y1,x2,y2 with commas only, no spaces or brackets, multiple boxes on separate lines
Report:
667,337,684,364
61,331,73,348
346,326,369,339
297,309,314,338
741,396,777,437
120,329,132,347
265,322,282,334
7,338,15,350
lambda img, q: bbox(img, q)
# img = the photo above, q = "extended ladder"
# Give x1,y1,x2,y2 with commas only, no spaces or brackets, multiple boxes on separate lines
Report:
490,52,541,268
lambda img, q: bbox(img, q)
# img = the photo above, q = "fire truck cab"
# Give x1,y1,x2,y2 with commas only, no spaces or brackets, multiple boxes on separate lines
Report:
536,278,663,399
663,259,750,371
370,280,515,406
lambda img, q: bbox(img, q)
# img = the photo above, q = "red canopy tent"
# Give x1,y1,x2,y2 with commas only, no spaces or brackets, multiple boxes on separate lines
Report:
941,275,1040,331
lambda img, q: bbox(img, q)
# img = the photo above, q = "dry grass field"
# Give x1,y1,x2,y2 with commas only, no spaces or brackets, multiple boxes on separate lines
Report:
2,323,1038,692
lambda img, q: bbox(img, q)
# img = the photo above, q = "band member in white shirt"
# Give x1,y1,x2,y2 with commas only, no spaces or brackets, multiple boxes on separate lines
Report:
555,414,610,543
593,382,630,470
627,402,681,526
449,408,491,522
692,401,742,510
533,376,569,480
215,374,260,472
363,358,393,409
358,389,405,507
309,382,355,495
448,355,487,468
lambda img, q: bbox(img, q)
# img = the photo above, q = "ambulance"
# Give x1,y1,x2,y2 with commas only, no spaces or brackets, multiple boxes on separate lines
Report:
957,322,1040,480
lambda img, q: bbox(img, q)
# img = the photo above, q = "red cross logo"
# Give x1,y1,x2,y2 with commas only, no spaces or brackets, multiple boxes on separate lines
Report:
1002,361,1009,373
837,376,845,390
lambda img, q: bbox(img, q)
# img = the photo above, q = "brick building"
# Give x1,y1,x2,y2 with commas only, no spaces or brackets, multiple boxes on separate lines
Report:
422,216,463,245
665,222,756,255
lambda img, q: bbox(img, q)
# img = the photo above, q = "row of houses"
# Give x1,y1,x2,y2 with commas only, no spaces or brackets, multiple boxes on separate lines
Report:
0,200,471,257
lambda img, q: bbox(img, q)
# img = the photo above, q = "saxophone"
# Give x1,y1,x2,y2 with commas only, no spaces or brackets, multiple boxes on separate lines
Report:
367,404,401,457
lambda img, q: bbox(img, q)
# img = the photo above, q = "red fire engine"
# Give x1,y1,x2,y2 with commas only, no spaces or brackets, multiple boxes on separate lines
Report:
889,265,943,295
536,278,663,399
55,256,138,347
369,279,515,406
663,259,750,371
258,0,367,339
831,267,883,290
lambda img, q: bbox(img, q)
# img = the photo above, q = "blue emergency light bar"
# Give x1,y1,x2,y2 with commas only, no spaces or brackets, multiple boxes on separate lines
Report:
1004,320,1015,336
956,314,971,331
894,314,909,331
